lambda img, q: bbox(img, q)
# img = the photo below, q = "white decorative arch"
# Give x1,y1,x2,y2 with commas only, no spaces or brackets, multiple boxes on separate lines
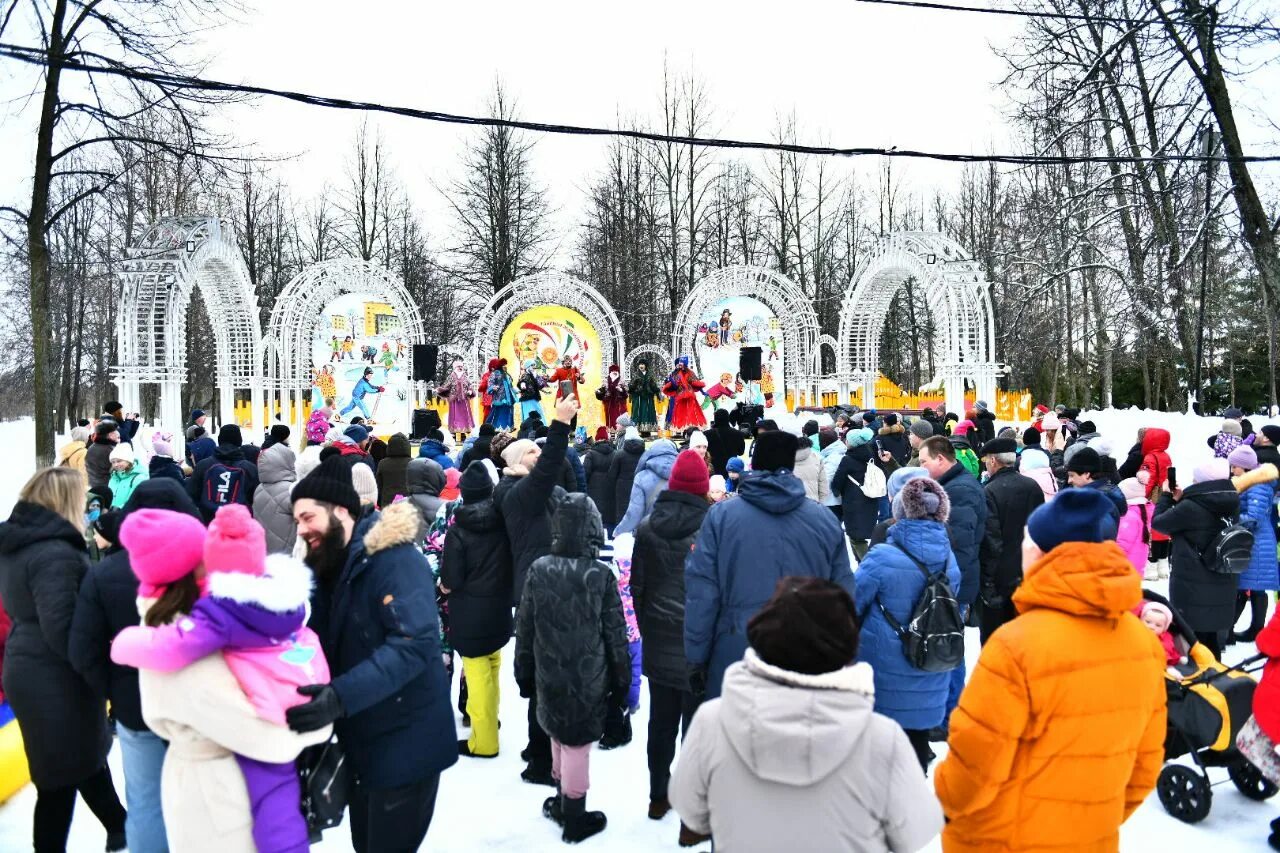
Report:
623,344,674,375
266,259,426,440
113,216,262,452
811,333,840,377
674,266,820,397
838,232,997,415
469,273,626,373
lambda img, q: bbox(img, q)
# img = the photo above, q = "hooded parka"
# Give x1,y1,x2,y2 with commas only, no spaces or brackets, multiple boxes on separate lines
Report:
251,444,298,554
1152,479,1241,633
613,440,679,536
1234,464,1279,591
375,433,413,507
405,457,447,528
439,497,514,657
582,440,617,524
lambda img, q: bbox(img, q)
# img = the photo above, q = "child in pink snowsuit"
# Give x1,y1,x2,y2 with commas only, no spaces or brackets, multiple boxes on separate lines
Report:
1116,477,1152,577
113,505,329,853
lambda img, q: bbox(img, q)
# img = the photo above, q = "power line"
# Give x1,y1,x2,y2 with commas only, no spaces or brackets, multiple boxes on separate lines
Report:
4,42,1280,166
850,0,1280,35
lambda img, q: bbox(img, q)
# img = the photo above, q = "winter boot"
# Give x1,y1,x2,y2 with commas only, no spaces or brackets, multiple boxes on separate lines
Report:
105,830,127,852
1143,561,1159,582
648,797,671,820
561,795,607,844
522,760,556,787
543,781,564,826
599,707,633,750
1157,558,1170,579
458,739,498,759
679,823,712,847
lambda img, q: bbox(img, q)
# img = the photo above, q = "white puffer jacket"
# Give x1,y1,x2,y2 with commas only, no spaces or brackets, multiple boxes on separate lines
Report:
792,446,829,504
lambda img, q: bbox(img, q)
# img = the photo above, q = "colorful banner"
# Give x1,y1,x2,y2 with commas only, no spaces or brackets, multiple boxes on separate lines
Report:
693,296,786,408
310,292,411,435
499,305,603,433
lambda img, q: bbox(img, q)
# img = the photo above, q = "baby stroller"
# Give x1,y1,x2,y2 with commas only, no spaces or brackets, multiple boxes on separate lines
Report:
1148,589,1277,823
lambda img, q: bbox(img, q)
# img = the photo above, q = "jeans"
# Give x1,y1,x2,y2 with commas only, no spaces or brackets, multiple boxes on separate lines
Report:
550,739,592,798
33,767,126,853
340,396,372,419
117,724,169,853
462,651,502,756
647,684,698,802
348,774,440,853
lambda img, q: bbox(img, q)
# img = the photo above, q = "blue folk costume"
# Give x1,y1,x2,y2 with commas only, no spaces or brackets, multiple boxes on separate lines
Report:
517,360,548,423
485,360,517,430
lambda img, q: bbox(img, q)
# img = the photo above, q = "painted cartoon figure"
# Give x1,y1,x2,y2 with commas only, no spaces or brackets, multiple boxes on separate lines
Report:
767,334,779,361
719,308,732,339
339,366,384,422
341,336,355,360
379,342,396,371
329,335,341,363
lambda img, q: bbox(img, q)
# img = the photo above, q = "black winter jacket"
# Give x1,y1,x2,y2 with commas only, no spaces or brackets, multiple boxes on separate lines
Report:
606,437,645,529
440,498,513,658
1117,441,1144,481
85,439,115,493
582,442,617,524
376,433,413,508
706,410,746,476
514,493,631,746
457,435,493,474
973,410,997,448
938,460,988,606
1153,481,1241,633
187,443,260,523
147,455,185,483
831,444,880,539
493,419,571,605
979,467,1045,601
0,502,111,788
632,490,709,690
876,424,911,466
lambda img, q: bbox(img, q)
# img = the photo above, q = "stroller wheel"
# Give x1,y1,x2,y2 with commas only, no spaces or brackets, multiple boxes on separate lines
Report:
1157,765,1212,823
1228,759,1280,801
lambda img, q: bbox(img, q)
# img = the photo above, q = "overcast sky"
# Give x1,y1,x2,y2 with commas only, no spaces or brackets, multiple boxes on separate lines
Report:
2,0,1278,260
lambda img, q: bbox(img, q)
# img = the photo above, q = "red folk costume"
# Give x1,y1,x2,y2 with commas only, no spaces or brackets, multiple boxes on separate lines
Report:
663,361,706,430
548,359,584,404
479,358,498,423
595,365,629,428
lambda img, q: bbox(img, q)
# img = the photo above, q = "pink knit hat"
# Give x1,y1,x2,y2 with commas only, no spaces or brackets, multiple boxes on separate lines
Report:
203,504,266,576
120,509,207,597
953,419,976,436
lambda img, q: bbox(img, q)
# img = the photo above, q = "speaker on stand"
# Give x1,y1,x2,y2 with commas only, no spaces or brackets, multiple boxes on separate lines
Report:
739,346,763,381
412,345,439,382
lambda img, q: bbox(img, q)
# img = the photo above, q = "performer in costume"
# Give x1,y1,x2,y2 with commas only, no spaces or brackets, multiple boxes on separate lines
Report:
437,359,476,435
595,364,629,429
663,356,706,430
478,358,498,423
486,358,517,429
547,355,584,404
517,359,548,423
627,360,661,434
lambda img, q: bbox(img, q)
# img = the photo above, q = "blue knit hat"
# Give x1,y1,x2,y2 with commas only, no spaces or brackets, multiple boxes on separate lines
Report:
845,428,874,450
887,466,929,499
1026,488,1117,553
343,424,369,444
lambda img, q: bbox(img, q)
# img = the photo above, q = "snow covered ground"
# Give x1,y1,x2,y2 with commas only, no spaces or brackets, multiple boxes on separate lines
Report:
0,412,1277,850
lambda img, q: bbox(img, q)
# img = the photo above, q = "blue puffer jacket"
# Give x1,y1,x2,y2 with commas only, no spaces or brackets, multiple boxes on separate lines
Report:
308,502,458,788
854,518,961,730
685,469,855,699
613,440,678,536
937,461,987,606
418,438,456,471
1236,465,1279,591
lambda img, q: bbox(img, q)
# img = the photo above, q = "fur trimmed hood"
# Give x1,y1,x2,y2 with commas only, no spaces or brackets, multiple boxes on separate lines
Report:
743,648,874,695
362,500,422,555
1235,462,1279,493
206,554,314,614
878,423,905,437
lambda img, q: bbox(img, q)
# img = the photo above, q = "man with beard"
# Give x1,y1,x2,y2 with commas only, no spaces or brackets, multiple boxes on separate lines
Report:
286,456,457,852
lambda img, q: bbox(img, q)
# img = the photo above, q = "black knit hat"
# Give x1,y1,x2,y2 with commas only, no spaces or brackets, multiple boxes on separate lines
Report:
478,423,496,437
748,577,859,675
291,455,362,518
752,430,798,472
1066,446,1101,474
218,424,243,447
460,460,494,503
95,420,118,439
269,424,291,444
1022,426,1041,446
802,420,819,437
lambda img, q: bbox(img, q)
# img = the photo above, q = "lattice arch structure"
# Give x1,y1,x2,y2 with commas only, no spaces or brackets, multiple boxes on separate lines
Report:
675,266,820,399
838,232,997,415
266,259,426,441
623,344,675,376
469,273,626,373
113,216,262,452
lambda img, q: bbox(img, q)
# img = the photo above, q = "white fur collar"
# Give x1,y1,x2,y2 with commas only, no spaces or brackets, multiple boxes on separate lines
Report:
743,648,875,696
206,554,314,613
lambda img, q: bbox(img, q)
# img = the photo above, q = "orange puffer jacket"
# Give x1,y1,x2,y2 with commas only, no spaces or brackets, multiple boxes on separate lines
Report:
934,541,1167,852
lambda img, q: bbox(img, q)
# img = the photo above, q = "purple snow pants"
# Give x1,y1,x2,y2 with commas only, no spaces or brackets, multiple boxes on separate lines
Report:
235,755,309,853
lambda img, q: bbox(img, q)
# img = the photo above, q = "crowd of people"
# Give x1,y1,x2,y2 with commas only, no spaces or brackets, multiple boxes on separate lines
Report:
3,395,1280,851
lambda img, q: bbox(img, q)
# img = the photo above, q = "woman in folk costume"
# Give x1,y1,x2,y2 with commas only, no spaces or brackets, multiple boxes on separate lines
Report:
628,360,662,434
486,358,518,430
478,358,499,423
596,365,629,429
548,355,585,404
663,356,706,431
517,359,548,423
437,359,477,435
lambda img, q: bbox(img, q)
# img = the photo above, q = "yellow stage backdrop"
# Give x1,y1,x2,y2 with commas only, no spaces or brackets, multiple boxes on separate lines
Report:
499,305,604,434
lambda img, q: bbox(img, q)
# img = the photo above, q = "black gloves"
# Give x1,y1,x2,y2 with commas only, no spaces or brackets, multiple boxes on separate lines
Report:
517,679,535,700
980,584,1005,610
689,665,708,701
286,684,345,733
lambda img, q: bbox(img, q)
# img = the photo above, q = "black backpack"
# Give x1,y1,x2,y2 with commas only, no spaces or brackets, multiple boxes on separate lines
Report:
876,547,965,672
200,462,247,515
1203,518,1254,574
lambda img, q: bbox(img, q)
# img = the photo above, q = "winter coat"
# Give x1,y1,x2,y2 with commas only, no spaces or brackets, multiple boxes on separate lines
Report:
792,446,828,503
819,441,846,507
58,439,88,475
85,439,115,492
1254,611,1280,742
705,410,746,477
514,493,631,745
614,440,679,537
582,441,617,524
1152,480,1241,633
250,444,298,554
632,490,710,690
305,410,332,446
934,541,1166,853
1076,478,1127,521
307,501,458,788
979,467,1045,600
950,437,981,478
856,519,962,733
440,497,513,658
147,454,185,483
1235,464,1279,591
187,443,260,523
108,465,149,509
375,433,413,508
1062,431,1100,469
456,435,493,475
831,444,880,540
877,423,911,466
417,438,456,471
139,643,328,851
1019,447,1060,502
1116,503,1151,575
565,444,588,493
1140,429,1173,544
973,409,997,449
670,649,943,853
186,434,217,467
936,461,987,607
685,469,855,699
405,457,447,531
1117,441,1144,481
606,437,645,528
493,419,571,605
0,501,112,789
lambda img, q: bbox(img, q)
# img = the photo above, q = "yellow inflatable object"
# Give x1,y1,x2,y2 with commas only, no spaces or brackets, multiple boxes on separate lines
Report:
0,717,30,804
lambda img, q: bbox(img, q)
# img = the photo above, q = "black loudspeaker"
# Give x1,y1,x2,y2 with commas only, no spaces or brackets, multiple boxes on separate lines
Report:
411,409,431,440
412,345,438,381
739,346,763,381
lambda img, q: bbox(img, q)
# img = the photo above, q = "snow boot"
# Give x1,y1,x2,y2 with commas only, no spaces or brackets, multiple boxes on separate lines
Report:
543,781,564,826
679,823,712,847
561,795,607,844
522,760,556,787
1143,562,1159,582
648,797,671,820
1157,558,1170,579
458,739,497,759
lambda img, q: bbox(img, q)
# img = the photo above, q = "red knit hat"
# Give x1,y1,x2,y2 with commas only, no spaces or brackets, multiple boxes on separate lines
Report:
203,504,266,576
594,426,609,441
668,449,710,496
